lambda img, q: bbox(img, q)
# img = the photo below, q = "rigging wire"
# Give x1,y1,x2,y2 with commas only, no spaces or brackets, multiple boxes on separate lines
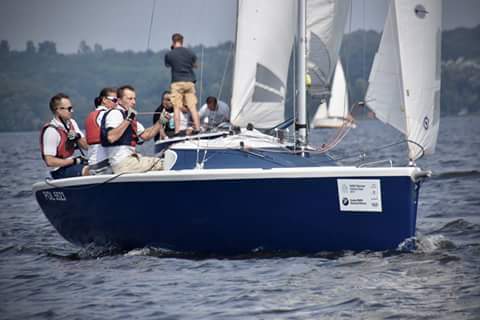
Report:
217,41,235,101
199,46,205,104
42,153,168,191
146,0,157,51
361,0,367,119
342,0,354,121
292,35,297,148
328,139,424,164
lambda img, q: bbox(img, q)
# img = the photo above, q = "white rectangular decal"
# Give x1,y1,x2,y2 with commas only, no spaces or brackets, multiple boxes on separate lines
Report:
337,179,382,212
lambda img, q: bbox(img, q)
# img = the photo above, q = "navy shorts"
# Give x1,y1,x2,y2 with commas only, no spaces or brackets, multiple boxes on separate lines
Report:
50,164,85,179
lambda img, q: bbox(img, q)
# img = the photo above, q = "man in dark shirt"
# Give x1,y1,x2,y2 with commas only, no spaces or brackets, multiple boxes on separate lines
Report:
152,91,175,141
164,33,201,135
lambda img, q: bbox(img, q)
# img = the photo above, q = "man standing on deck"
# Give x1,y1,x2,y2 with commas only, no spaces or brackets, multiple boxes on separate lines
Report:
100,85,164,174
40,93,89,179
164,33,201,135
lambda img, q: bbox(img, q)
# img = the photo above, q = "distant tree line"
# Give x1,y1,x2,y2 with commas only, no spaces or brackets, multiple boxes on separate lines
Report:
0,40,234,132
0,25,478,132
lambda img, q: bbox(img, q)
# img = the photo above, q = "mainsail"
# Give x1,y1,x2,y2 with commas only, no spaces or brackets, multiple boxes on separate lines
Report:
366,0,442,160
230,0,350,130
230,0,296,129
306,0,351,96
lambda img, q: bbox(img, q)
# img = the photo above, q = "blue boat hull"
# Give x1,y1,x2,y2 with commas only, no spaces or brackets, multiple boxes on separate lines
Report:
34,171,420,254
169,148,337,170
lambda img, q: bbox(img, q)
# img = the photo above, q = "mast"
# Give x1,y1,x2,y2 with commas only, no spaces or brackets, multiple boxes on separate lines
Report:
296,0,308,146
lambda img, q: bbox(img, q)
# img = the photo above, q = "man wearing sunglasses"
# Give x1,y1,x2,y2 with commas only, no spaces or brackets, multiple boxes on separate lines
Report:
152,91,175,141
101,85,165,174
40,93,89,179
85,87,117,175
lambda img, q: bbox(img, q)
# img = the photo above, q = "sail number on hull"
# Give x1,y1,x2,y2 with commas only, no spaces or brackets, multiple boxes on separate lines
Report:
337,179,383,212
42,191,67,201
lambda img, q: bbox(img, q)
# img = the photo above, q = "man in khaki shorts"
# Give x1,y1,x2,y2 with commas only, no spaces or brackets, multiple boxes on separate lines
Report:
164,33,201,135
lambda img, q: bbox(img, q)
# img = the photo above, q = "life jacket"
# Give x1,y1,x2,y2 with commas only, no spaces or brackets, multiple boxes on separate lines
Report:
40,123,76,160
100,108,138,147
85,109,105,145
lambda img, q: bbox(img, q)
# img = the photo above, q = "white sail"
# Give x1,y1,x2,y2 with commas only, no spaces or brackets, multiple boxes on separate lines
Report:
230,0,296,129
312,60,351,128
306,0,351,95
365,2,406,134
366,0,441,160
397,0,442,159
312,100,328,123
328,60,349,119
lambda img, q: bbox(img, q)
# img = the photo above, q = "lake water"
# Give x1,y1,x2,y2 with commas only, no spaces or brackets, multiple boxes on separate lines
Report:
1,116,479,319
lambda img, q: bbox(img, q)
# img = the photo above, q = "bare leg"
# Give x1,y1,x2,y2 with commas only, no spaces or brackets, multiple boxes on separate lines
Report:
173,107,181,134
189,106,200,131
170,83,183,134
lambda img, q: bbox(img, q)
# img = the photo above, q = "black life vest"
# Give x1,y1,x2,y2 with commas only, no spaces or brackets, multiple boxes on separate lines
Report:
100,108,138,147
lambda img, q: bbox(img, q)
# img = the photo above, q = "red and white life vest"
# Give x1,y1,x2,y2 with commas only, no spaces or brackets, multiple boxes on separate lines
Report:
85,109,103,145
40,123,76,160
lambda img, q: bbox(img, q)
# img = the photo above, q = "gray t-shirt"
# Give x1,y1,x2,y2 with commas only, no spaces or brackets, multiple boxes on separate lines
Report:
164,47,197,83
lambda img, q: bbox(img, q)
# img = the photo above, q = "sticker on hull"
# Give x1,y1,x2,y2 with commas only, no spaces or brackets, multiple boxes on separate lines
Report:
337,179,382,212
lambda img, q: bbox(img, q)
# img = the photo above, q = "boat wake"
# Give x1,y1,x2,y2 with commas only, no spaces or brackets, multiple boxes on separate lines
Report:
414,234,456,253
430,218,480,238
432,169,480,180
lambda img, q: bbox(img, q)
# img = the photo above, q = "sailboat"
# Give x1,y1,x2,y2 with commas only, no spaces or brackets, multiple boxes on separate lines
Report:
33,0,441,254
311,60,356,128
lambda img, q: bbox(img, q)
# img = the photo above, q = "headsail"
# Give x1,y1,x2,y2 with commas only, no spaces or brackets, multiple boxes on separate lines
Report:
365,2,406,134
230,0,296,129
306,0,351,96
366,0,442,160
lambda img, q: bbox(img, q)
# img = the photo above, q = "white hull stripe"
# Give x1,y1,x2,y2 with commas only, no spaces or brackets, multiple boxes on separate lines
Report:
33,167,426,192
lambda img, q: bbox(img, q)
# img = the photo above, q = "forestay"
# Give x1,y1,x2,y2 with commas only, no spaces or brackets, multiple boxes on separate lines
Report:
366,0,442,160
306,0,351,96
230,0,296,129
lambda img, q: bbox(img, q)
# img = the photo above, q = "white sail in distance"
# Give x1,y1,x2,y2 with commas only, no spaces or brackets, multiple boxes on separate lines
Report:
230,0,296,129
312,60,351,128
306,0,351,95
366,0,442,160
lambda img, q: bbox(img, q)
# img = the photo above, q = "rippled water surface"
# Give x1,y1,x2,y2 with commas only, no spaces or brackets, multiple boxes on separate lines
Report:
1,116,479,319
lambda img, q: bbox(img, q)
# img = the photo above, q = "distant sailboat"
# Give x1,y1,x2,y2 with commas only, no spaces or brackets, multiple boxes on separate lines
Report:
311,61,355,128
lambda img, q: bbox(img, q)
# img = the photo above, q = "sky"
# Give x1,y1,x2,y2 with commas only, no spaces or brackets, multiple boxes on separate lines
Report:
0,0,479,53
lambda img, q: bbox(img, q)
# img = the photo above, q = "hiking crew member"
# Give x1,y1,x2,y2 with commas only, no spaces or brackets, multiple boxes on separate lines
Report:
40,93,89,179
199,96,230,129
100,85,164,174
84,87,117,175
164,33,201,135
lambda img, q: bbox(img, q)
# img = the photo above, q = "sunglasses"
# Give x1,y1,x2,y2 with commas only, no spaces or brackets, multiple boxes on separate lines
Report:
105,96,118,103
58,106,73,112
